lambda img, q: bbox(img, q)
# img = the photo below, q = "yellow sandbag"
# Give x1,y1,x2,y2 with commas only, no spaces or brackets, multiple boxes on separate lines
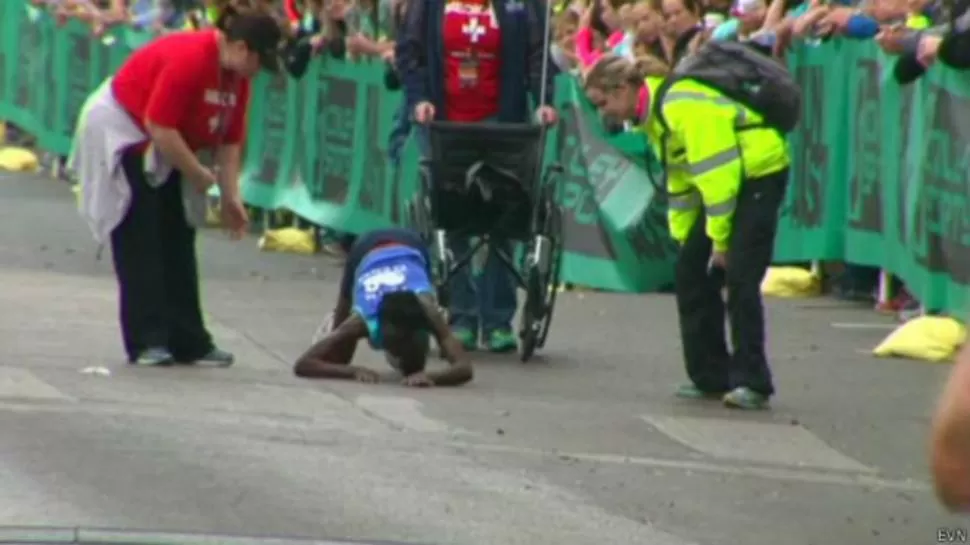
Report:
258,227,315,255
873,316,966,363
205,201,221,227
760,266,821,297
0,147,39,172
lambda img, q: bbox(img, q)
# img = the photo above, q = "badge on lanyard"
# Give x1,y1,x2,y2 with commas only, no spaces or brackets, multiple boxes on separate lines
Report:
458,51,480,87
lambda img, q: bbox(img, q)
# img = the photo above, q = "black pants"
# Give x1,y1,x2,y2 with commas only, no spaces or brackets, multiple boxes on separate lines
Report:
675,168,789,397
110,150,213,361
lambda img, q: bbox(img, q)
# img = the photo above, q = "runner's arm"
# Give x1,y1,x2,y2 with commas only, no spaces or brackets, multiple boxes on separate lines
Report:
294,315,367,379
419,295,473,387
333,293,353,328
931,342,970,511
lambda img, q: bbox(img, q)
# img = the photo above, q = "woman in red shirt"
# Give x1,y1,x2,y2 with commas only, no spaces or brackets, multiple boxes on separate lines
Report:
396,0,557,353
71,8,282,367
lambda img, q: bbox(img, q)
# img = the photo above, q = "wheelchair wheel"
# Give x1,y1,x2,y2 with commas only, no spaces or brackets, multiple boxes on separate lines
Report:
519,186,564,362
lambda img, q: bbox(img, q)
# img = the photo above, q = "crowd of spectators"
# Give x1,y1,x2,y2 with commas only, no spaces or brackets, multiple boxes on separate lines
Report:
546,0,970,319
20,0,970,315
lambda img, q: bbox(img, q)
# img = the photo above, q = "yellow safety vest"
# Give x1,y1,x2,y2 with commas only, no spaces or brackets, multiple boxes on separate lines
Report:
639,78,790,252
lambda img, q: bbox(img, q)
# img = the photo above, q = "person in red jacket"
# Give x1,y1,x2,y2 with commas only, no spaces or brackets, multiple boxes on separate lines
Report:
86,8,281,367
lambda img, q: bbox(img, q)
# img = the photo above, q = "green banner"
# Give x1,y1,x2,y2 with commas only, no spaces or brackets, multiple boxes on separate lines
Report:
0,1,677,293
5,1,970,315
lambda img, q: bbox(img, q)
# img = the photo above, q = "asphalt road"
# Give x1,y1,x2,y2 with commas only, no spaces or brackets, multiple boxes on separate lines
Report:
0,172,962,545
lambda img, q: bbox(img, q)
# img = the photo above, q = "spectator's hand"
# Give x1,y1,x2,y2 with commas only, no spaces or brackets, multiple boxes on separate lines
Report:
792,6,829,37
875,24,908,54
414,101,436,124
917,34,942,66
535,105,558,125
328,0,350,20
381,48,395,64
818,7,854,32
310,34,327,52
346,34,368,55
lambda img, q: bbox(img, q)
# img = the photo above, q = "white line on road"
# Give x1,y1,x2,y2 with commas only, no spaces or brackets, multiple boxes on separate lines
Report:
453,441,929,492
0,398,929,493
831,322,897,330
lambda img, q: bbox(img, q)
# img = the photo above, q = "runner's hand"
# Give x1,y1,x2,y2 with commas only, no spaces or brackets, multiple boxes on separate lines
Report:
352,367,381,383
402,372,435,388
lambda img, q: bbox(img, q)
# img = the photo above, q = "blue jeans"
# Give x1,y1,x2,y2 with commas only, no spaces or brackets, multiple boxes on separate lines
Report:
448,237,517,334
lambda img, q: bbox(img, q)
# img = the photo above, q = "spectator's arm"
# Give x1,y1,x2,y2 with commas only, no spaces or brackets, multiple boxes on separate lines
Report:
762,0,789,29
527,0,556,108
842,13,880,38
898,23,946,55
395,0,429,108
100,0,129,25
284,0,301,23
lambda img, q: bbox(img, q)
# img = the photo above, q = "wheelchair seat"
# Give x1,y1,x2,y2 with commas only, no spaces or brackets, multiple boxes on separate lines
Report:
422,121,544,238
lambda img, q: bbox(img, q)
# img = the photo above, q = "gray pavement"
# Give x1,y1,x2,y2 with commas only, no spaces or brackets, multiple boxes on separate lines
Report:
0,172,962,545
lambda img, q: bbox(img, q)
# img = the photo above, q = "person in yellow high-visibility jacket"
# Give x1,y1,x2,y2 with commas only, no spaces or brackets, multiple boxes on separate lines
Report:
584,54,789,410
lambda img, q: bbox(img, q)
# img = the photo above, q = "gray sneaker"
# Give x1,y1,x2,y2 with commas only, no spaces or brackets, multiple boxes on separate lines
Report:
131,347,174,366
723,386,770,410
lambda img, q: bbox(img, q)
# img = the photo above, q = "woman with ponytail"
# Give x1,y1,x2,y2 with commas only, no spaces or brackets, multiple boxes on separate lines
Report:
584,53,790,411
70,8,283,367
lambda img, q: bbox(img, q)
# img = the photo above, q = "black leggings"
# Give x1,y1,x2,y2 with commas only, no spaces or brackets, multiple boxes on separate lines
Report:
338,228,431,301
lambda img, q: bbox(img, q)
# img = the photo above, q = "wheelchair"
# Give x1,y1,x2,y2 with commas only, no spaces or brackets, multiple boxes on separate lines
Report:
405,121,565,362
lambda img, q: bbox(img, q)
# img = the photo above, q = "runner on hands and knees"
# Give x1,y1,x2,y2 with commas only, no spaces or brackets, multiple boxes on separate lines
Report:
294,228,473,387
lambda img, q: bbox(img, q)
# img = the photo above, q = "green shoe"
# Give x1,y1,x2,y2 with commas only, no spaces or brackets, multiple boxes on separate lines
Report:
485,328,517,353
674,384,726,400
452,328,479,351
723,387,770,410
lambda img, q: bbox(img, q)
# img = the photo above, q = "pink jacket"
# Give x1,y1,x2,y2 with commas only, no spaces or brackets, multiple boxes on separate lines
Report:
574,27,626,69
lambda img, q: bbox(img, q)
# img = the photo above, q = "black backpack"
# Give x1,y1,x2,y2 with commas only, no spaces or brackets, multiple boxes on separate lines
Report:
653,40,802,134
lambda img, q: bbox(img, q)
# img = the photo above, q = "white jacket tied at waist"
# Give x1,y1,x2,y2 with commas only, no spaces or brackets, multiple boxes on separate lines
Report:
68,78,208,245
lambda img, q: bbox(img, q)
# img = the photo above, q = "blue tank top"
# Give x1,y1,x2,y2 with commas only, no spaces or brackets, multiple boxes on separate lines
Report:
352,245,433,349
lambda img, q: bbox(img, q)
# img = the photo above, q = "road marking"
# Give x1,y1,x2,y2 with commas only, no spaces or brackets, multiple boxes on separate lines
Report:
0,397,927,494
454,441,928,492
831,322,897,330
0,368,73,401
641,415,875,473
354,394,456,433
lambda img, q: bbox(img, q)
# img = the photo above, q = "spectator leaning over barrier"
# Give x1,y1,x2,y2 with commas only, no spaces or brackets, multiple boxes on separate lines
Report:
69,8,283,367
583,52,791,410
396,0,557,353
876,0,970,83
